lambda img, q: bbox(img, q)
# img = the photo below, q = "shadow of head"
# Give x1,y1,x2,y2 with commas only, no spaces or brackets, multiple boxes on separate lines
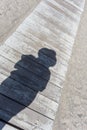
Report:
38,48,57,67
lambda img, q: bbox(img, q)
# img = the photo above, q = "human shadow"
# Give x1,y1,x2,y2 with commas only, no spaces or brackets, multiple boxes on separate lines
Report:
0,48,57,129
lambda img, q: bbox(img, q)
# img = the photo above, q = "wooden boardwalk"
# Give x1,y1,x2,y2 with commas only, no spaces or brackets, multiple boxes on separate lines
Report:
0,0,84,130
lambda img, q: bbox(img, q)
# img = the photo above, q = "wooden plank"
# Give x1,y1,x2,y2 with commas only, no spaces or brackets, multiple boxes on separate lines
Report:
0,56,61,103
64,0,85,10
45,0,82,17
0,94,53,130
11,31,70,62
16,15,73,52
15,29,71,58
34,1,76,38
34,0,76,39
14,13,72,54
5,35,68,78
22,13,72,48
0,72,58,120
0,121,18,130
0,45,64,87
45,0,82,16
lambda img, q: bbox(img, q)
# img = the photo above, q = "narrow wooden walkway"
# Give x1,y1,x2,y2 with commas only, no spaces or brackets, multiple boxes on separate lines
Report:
0,0,84,130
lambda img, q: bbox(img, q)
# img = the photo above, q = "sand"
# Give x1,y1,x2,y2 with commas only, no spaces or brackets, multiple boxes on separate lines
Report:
0,0,40,44
53,0,87,130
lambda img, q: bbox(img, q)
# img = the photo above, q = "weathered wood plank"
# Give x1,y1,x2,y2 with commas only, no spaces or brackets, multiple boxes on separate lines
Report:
0,94,53,130
45,0,82,17
17,15,73,52
34,1,77,37
15,27,71,57
0,72,58,120
64,0,85,10
0,45,64,87
5,34,68,78
10,31,70,62
47,0,80,18
0,121,18,130
15,13,72,52
0,56,61,103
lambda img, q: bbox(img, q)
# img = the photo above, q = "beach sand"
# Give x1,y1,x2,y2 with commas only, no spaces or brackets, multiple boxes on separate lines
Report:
53,1,87,130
